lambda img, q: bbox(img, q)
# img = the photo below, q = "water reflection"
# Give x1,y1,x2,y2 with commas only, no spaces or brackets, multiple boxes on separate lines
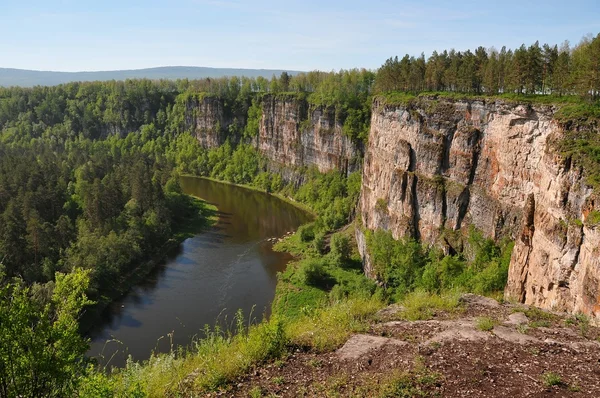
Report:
87,177,311,367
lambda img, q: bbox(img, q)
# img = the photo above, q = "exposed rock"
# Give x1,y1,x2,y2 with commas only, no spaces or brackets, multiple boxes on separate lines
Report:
183,95,232,148
375,304,405,320
259,95,360,175
459,293,500,308
337,334,406,360
425,320,491,344
358,96,600,322
492,326,538,344
506,312,530,326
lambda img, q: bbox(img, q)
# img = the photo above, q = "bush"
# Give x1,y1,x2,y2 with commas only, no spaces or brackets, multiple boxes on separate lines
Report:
298,223,316,242
330,233,351,266
299,259,330,287
366,228,514,298
312,232,325,253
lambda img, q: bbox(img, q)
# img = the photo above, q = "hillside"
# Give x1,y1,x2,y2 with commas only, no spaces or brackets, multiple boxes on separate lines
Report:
0,66,301,87
226,294,600,397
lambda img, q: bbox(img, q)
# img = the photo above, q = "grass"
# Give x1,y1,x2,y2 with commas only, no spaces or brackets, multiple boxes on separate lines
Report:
476,317,496,332
271,376,285,385
82,295,383,396
399,290,461,321
542,371,563,388
249,386,263,398
375,357,441,398
565,313,591,337
513,306,557,328
285,296,384,352
587,210,600,227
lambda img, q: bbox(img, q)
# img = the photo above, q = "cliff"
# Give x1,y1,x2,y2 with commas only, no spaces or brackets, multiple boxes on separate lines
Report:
357,96,600,321
187,94,360,175
258,95,360,175
183,95,231,148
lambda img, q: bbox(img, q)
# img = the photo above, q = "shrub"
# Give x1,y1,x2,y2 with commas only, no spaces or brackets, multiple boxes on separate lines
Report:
329,233,351,266
376,197,388,213
299,259,330,287
312,232,325,253
298,223,316,242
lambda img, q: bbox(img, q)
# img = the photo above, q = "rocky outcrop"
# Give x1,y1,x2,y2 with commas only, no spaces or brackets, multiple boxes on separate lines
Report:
184,95,230,148
187,94,360,175
358,96,600,321
258,94,360,175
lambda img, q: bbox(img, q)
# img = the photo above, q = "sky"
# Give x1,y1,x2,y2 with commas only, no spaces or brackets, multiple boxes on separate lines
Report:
1,0,599,72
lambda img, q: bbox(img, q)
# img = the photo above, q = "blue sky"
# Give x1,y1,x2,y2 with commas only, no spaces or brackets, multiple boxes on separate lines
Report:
1,0,599,72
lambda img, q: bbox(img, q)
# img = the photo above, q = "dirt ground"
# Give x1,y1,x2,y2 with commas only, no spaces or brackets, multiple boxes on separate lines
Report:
206,295,600,397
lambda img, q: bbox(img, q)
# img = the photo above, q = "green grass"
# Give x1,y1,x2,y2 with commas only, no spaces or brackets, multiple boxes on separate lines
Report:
542,371,563,387
587,210,600,227
286,296,384,352
565,313,591,337
513,306,557,328
557,130,600,191
370,357,441,398
399,290,461,321
476,317,496,332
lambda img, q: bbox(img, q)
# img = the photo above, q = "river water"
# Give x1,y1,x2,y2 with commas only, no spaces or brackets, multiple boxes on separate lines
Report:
87,177,311,367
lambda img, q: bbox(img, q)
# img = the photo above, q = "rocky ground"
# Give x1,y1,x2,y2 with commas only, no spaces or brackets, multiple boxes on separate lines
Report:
206,295,600,397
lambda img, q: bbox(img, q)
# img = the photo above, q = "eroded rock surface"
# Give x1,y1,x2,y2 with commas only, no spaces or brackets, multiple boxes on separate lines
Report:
259,94,360,174
358,96,600,321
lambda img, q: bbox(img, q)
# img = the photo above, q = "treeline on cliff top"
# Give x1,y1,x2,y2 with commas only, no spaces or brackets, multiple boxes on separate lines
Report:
376,33,600,99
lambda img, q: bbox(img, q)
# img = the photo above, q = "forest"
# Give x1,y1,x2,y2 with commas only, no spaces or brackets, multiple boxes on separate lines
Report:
0,33,599,396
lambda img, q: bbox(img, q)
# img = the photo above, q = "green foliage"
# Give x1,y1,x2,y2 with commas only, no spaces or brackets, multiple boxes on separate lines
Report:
299,259,331,287
476,316,496,331
329,233,351,266
542,372,563,387
374,34,600,100
366,228,513,299
0,269,92,397
298,223,316,242
586,210,600,226
557,129,600,191
377,367,440,398
375,198,388,213
244,99,262,138
400,290,461,321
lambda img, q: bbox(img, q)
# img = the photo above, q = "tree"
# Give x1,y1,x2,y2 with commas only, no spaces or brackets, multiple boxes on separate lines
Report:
0,269,92,398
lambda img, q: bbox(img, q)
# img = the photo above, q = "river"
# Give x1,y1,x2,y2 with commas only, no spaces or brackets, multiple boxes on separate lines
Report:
87,176,312,367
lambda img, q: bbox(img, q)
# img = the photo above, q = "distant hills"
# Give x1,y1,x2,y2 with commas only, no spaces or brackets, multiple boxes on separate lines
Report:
0,66,303,87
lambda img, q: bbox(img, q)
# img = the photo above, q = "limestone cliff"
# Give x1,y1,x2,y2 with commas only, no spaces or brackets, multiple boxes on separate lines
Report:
258,94,360,175
183,95,230,148
357,96,600,321
187,94,360,175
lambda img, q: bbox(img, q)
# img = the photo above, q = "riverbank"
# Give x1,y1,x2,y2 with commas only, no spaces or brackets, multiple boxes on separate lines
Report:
81,194,218,333
181,174,317,217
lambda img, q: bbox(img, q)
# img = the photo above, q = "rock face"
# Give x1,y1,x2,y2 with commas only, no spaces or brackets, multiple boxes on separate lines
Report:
184,95,229,148
357,96,600,321
258,95,360,175
188,94,360,175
